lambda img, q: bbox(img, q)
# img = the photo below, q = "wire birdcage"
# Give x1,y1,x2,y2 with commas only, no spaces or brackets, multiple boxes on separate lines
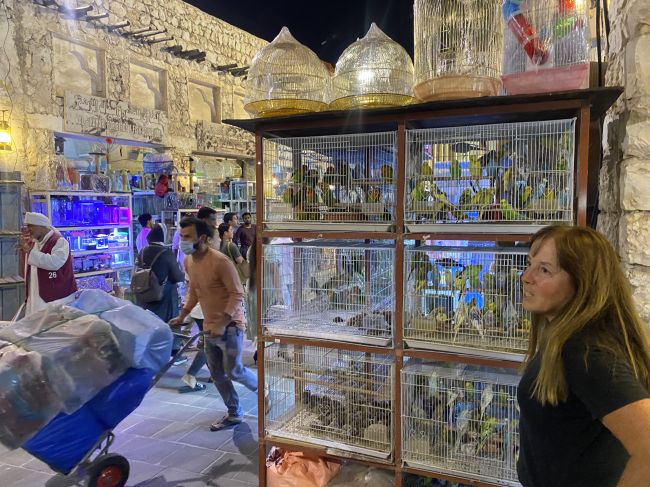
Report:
245,27,331,118
265,343,394,459
330,23,414,110
263,132,396,231
263,240,395,346
413,0,503,102
404,244,530,358
501,0,591,95
405,119,576,233
402,361,520,486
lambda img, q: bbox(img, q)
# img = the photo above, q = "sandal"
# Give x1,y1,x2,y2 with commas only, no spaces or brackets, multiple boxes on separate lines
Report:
209,414,243,431
178,383,207,394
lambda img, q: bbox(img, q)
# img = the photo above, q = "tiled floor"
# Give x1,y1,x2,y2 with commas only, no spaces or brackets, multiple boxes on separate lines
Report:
0,353,261,487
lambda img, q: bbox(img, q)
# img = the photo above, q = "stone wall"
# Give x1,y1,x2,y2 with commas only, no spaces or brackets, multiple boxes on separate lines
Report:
0,0,267,182
597,0,650,320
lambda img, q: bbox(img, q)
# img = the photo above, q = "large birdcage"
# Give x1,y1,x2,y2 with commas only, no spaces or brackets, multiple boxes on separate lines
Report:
263,240,395,346
402,361,520,486
404,244,530,359
405,119,576,234
330,23,414,110
265,343,394,459
413,0,503,101
263,132,397,231
245,27,331,118
501,0,591,95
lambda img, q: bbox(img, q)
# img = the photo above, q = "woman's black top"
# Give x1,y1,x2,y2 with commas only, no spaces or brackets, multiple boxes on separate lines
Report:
138,243,184,285
517,332,649,487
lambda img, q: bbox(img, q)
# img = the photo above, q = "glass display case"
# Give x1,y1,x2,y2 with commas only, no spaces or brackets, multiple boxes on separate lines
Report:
0,171,24,320
30,191,134,291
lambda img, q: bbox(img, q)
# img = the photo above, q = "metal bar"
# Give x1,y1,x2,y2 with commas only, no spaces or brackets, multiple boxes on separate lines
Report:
261,230,397,240
403,348,522,370
402,465,505,487
262,335,393,355
133,29,168,39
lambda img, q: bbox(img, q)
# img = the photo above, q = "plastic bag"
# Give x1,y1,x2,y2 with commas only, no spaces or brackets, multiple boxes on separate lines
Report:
100,305,173,371
266,447,342,487
10,312,127,413
0,345,65,449
0,304,86,343
72,289,131,314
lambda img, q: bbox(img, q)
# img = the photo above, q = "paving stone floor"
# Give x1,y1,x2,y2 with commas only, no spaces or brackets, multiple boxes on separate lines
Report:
0,351,261,487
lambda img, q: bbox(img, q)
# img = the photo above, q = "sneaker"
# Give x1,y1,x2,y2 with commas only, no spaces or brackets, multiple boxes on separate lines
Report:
209,414,243,431
178,383,206,394
172,356,188,366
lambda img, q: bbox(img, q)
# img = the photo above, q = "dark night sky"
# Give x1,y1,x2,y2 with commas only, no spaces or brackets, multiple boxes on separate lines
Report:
184,0,414,65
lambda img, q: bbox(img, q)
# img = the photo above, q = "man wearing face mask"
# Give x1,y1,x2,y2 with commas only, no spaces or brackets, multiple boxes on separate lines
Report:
170,217,260,430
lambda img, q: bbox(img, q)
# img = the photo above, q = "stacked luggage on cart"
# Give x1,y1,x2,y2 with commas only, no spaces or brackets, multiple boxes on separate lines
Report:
0,290,174,487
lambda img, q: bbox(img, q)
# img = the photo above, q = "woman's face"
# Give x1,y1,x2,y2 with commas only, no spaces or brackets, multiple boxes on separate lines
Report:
521,238,576,322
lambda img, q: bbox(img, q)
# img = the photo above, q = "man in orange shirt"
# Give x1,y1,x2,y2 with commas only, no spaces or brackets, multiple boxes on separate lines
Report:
170,217,258,431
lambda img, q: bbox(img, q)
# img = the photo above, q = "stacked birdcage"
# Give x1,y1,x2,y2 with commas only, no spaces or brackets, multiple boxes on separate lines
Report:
405,118,576,233
404,244,530,358
265,343,394,459
263,132,397,230
501,0,591,95
402,361,520,486
263,240,395,346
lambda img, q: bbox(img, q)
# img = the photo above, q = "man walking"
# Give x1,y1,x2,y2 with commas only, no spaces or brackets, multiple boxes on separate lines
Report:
21,212,77,315
233,212,256,260
170,217,259,430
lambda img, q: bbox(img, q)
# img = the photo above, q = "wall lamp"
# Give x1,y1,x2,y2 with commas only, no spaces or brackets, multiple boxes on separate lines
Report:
0,110,12,151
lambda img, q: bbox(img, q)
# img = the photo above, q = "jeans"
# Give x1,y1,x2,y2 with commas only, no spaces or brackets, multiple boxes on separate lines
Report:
186,318,206,377
205,323,258,417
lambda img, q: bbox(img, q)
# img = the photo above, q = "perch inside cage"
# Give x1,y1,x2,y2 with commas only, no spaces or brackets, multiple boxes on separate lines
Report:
244,27,331,118
405,119,576,228
265,344,394,458
262,241,395,345
329,23,414,110
501,0,591,95
263,133,397,226
401,361,520,485
413,0,503,102
404,245,530,354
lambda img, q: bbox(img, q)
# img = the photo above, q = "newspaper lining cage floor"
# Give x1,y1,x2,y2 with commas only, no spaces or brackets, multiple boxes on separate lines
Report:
402,361,520,487
263,240,395,346
405,119,576,233
404,244,530,358
264,343,394,459
263,132,397,231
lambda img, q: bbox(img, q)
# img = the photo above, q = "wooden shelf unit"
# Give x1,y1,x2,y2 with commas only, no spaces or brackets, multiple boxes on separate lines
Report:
225,87,622,487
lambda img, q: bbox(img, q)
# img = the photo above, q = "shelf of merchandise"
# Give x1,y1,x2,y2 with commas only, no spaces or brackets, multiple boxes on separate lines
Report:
29,191,134,291
225,87,622,487
0,175,25,320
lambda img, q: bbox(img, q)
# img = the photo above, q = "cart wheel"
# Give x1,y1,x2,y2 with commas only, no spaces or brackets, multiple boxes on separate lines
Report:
87,454,130,487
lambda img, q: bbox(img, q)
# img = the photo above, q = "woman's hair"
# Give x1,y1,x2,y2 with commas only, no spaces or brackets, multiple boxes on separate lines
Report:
218,222,231,239
526,225,650,405
146,223,165,243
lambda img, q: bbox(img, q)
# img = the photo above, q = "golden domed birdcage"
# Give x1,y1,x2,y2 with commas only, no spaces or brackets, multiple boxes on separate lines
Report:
244,27,331,118
413,0,503,102
329,23,414,110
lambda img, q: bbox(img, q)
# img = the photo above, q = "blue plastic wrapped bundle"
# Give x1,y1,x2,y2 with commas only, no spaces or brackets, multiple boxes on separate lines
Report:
100,305,173,371
73,289,174,371
4,310,128,414
0,305,86,343
0,343,67,449
23,367,154,474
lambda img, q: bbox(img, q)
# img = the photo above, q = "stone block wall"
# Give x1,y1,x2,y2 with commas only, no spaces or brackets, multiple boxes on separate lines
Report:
0,0,267,182
598,0,650,320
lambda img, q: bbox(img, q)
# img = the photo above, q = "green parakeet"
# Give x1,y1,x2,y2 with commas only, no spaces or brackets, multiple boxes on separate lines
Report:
499,199,524,220
469,154,482,181
449,159,461,179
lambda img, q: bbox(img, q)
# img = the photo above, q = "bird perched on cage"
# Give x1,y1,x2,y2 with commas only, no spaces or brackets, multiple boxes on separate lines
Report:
361,313,391,337
499,199,525,221
469,154,482,183
449,158,462,180
467,299,484,338
501,300,520,332
453,297,468,341
410,253,437,292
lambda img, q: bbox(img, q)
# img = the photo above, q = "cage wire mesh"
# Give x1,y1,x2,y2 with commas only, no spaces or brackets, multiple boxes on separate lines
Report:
406,119,575,230
265,343,394,458
262,240,395,345
402,361,520,486
404,244,530,355
264,132,396,229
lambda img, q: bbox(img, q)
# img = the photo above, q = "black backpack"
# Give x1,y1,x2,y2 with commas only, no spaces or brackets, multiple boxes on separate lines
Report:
131,249,167,304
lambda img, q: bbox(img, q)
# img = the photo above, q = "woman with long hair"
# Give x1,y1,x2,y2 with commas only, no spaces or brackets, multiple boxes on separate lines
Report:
518,225,650,486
